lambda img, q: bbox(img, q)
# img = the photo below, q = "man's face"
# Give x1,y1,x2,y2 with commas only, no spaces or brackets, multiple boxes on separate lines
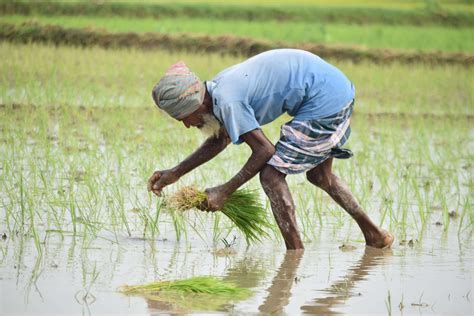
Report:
180,112,204,129
180,109,221,138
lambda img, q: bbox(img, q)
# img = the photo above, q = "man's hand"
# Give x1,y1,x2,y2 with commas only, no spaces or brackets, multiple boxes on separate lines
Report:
147,169,179,196
147,127,230,197
202,185,230,212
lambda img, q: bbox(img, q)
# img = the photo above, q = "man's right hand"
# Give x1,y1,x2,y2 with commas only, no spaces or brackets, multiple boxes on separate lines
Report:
147,169,179,196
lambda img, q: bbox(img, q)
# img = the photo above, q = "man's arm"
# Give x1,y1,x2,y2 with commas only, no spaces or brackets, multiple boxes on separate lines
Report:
205,128,275,210
148,127,230,196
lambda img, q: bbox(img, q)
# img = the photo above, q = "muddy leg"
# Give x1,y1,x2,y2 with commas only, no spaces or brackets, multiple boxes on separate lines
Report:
260,165,304,250
306,158,393,248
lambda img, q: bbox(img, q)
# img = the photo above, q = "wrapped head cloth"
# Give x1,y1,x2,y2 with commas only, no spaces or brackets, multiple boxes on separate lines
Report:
151,62,205,120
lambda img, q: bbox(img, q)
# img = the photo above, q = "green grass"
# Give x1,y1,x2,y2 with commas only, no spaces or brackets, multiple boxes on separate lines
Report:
1,101,470,244
1,43,471,115
143,0,472,11
2,15,473,53
41,0,467,9
0,42,238,108
3,2,473,25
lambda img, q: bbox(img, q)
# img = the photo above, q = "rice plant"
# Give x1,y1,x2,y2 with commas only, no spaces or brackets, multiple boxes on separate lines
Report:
166,186,272,243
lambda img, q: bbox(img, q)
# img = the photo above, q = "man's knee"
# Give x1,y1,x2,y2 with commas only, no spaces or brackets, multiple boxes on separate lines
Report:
259,165,284,189
260,165,293,210
306,169,333,189
259,165,276,186
259,165,270,185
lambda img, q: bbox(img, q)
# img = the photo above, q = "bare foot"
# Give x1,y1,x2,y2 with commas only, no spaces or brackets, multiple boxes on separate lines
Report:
366,230,394,249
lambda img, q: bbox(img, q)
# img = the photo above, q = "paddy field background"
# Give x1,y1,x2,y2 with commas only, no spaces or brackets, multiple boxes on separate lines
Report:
0,1,472,315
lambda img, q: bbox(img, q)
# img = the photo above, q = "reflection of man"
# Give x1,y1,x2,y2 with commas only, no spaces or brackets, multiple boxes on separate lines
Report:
259,250,304,314
148,49,393,250
301,247,392,314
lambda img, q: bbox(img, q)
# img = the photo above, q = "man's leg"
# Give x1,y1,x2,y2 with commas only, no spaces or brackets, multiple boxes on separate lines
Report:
306,158,393,248
260,165,304,250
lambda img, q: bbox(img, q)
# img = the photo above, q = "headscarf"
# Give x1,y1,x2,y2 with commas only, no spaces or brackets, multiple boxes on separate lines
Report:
151,62,205,120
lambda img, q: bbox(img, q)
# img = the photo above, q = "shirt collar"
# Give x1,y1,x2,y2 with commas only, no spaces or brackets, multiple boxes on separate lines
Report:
205,80,216,97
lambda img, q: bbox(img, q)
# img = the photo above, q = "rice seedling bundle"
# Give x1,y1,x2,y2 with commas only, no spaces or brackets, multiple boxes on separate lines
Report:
119,276,251,310
120,276,250,296
166,186,271,243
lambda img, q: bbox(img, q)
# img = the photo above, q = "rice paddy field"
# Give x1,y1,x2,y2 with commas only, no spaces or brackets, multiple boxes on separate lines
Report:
1,1,473,315
3,14,474,52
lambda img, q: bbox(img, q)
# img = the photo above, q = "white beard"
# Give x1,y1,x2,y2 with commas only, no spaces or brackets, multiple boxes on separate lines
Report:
199,114,221,138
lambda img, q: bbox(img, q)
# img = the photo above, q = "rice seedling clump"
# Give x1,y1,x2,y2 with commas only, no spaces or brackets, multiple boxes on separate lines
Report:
166,186,271,243
120,276,250,296
166,186,208,211
119,276,251,310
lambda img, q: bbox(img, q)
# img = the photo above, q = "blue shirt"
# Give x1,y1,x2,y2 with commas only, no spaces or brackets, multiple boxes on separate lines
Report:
206,49,355,144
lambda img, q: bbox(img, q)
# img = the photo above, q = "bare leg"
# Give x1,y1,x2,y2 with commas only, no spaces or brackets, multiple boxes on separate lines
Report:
260,165,304,250
306,158,393,248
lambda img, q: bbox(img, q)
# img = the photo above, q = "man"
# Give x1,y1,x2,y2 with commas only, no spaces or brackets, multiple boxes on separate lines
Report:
147,49,393,250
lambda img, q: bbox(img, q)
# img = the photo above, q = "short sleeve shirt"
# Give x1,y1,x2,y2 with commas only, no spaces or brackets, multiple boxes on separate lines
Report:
206,49,355,144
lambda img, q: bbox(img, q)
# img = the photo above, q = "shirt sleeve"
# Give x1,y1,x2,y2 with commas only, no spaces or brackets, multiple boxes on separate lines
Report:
214,101,260,145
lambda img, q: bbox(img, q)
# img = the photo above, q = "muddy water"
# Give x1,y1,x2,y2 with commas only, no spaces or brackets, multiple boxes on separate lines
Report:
1,219,471,315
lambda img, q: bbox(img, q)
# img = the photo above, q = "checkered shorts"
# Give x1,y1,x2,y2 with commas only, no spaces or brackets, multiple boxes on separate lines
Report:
267,100,354,175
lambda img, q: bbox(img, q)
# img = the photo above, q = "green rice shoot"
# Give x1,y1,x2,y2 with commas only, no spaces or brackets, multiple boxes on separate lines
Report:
166,186,271,243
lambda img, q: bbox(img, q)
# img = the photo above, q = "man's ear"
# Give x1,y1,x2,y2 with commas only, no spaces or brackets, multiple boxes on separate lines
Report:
203,90,213,111
197,101,211,115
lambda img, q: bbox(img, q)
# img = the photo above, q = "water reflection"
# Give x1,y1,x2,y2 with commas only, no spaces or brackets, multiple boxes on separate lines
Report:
145,252,268,315
223,255,268,289
145,247,389,314
301,247,392,314
258,250,304,314
146,299,177,316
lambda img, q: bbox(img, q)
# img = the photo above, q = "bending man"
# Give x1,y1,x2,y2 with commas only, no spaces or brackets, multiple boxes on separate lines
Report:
148,49,393,250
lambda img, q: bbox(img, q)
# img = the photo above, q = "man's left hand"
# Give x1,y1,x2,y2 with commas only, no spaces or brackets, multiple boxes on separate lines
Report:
202,185,230,212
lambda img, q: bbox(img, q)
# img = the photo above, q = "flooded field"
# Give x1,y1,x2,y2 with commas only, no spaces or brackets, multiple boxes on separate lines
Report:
0,103,472,315
0,15,472,311
1,215,471,314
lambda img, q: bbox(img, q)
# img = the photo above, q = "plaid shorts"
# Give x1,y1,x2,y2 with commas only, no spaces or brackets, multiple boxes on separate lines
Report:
267,100,354,175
